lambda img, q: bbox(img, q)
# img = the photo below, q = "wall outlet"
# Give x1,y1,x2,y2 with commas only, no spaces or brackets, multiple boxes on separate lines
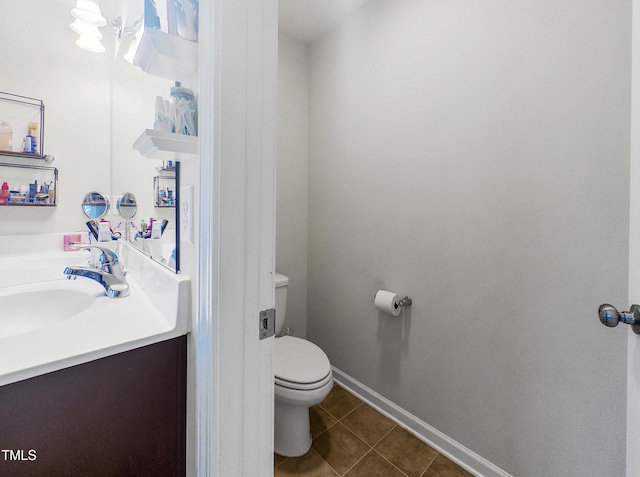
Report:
180,184,194,244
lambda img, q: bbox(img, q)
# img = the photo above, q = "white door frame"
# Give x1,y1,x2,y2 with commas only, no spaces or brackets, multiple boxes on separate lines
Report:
195,0,278,475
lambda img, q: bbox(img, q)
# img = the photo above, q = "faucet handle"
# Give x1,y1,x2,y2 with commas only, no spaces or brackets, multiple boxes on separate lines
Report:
68,242,120,269
82,245,119,264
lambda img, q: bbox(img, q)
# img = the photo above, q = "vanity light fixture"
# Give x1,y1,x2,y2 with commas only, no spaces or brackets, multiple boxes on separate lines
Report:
70,0,141,55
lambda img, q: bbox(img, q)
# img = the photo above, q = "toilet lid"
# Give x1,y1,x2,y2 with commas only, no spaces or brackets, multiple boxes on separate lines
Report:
274,336,331,386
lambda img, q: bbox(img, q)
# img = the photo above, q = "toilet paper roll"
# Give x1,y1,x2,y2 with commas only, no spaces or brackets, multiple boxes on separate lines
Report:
374,290,402,316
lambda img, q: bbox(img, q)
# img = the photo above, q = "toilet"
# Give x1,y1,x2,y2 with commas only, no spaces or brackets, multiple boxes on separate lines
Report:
274,273,333,457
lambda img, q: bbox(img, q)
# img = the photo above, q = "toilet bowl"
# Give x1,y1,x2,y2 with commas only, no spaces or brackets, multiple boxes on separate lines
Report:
274,274,333,457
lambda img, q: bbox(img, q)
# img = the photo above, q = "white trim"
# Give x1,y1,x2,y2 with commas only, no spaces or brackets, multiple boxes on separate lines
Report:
332,367,513,477
195,1,277,475
194,0,219,474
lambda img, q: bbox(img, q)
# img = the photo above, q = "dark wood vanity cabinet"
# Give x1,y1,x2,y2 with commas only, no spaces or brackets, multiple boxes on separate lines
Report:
0,336,187,477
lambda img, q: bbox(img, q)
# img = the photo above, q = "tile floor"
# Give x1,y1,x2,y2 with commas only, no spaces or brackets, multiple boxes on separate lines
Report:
274,383,474,477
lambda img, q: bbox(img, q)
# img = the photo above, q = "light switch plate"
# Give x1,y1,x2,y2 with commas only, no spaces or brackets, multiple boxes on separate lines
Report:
180,184,194,244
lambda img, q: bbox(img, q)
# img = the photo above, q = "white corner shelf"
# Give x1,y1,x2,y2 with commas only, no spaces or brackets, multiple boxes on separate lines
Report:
133,28,198,81
133,129,197,161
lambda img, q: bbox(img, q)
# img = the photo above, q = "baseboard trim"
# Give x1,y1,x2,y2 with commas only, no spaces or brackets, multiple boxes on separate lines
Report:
331,367,512,477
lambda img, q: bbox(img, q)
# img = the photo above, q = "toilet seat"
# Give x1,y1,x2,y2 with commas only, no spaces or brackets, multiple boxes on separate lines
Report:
274,336,331,391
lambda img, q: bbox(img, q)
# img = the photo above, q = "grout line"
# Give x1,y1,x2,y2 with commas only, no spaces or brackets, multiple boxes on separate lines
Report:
321,422,376,476
336,401,363,423
311,406,339,441
340,448,374,476
336,420,371,448
369,448,411,477
312,424,332,442
369,423,398,448
419,452,440,477
310,448,340,477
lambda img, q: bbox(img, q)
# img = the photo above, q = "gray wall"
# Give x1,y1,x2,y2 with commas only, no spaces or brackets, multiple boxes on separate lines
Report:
276,33,310,338
305,0,630,475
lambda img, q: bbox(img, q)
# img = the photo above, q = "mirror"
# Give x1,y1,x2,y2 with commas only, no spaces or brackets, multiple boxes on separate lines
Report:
116,191,176,268
0,0,181,272
109,9,181,273
116,192,137,241
0,0,182,272
82,191,110,219
116,192,137,219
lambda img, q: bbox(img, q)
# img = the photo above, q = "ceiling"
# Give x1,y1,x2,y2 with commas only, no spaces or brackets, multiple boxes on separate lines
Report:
278,0,373,44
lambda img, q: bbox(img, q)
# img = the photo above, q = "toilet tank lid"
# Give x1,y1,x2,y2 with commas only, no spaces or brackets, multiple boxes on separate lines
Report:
275,273,288,288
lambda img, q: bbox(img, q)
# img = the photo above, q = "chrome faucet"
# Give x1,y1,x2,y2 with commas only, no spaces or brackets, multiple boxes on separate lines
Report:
64,245,130,298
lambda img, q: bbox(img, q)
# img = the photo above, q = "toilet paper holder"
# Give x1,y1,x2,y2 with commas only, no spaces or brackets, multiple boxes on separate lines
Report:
373,293,413,307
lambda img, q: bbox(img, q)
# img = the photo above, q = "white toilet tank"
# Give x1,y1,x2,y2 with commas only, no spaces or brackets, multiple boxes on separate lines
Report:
274,273,289,335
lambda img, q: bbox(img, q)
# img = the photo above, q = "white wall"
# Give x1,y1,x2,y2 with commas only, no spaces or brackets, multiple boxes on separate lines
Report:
276,33,310,337
306,1,630,475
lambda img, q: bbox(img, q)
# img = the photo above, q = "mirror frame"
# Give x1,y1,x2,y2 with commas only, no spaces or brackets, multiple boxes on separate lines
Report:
81,191,110,219
116,192,137,219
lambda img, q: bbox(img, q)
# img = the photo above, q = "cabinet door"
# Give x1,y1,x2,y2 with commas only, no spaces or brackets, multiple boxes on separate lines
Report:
0,337,186,477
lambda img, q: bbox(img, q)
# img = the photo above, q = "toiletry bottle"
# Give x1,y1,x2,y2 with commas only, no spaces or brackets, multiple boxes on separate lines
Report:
0,182,9,205
28,123,38,154
28,180,37,203
47,181,54,204
98,220,112,242
22,136,32,153
22,124,36,154
153,96,171,132
0,122,13,151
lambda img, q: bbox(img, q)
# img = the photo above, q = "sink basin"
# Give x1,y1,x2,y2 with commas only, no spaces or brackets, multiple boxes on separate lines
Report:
0,250,91,288
0,280,102,340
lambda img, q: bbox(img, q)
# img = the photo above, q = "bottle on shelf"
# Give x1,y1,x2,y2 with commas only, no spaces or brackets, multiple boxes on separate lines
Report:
0,182,9,205
22,123,38,154
0,122,12,151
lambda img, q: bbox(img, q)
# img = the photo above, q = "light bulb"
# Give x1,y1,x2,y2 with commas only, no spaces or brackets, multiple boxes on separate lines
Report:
70,19,103,38
71,0,106,27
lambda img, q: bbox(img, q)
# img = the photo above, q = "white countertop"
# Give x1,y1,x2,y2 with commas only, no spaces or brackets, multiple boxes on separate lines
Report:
0,239,190,386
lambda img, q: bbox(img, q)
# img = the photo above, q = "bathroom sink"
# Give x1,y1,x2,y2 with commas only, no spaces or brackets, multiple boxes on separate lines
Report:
0,239,191,387
0,280,102,340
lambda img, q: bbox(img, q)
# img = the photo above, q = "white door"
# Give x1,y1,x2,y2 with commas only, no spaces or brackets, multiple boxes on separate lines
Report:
195,1,278,475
